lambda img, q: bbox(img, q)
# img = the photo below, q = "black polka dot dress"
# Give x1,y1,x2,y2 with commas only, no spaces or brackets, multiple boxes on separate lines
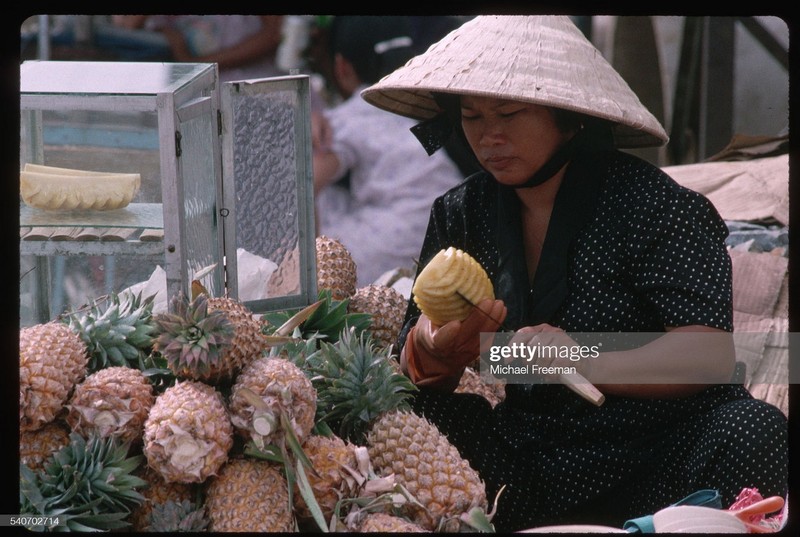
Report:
398,148,788,532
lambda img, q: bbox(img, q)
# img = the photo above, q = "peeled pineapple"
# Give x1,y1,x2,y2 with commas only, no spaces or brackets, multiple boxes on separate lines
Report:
412,247,494,326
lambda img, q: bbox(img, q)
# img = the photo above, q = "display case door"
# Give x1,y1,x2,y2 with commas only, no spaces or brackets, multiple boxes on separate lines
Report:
220,74,317,313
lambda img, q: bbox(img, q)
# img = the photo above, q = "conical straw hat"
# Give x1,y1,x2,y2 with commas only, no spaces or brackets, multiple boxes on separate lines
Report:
362,15,668,148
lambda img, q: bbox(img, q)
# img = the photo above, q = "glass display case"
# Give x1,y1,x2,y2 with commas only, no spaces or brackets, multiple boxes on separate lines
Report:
20,61,316,325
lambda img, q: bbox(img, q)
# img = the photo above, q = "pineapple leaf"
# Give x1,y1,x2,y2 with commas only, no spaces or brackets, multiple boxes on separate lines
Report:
294,457,329,533
307,328,417,443
20,433,145,532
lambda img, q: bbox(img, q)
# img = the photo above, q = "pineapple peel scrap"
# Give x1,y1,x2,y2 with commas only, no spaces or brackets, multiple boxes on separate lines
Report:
412,247,494,325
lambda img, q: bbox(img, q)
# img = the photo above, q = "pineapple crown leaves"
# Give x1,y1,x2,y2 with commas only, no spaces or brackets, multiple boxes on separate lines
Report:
152,293,235,377
64,291,157,373
20,432,147,531
266,328,326,370
137,352,178,395
262,289,371,344
306,327,417,444
146,499,209,532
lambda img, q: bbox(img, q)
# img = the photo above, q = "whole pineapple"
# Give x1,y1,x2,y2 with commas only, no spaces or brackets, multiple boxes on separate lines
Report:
19,420,70,472
316,235,357,300
66,366,155,444
19,321,88,432
294,434,361,521
307,328,488,531
19,432,148,532
204,457,295,532
128,466,198,532
143,380,233,483
352,512,427,533
228,356,316,450
207,294,270,374
368,410,487,531
154,290,268,384
348,284,408,350
306,328,416,445
152,293,236,384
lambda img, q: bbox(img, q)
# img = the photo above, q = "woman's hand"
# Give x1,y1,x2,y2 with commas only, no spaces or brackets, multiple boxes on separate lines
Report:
510,323,593,383
401,298,507,389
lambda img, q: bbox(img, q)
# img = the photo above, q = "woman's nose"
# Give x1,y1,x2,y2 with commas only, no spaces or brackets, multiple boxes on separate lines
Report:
478,121,504,146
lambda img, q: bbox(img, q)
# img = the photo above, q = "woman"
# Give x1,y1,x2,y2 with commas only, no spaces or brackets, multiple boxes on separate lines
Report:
361,16,788,531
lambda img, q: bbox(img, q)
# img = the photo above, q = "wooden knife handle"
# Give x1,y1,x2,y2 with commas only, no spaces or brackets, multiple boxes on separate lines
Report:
559,372,605,406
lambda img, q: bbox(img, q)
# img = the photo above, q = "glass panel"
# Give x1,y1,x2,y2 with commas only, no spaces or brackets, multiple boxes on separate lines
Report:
229,86,302,304
178,111,222,297
19,106,166,325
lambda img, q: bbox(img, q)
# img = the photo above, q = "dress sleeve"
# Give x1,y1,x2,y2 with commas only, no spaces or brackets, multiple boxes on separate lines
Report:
628,180,733,331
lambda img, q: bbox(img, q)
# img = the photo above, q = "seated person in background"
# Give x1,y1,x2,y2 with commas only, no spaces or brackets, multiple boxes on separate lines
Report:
312,16,464,287
113,15,285,82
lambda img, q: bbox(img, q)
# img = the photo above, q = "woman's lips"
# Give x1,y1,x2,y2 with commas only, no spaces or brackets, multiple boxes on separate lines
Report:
484,156,514,171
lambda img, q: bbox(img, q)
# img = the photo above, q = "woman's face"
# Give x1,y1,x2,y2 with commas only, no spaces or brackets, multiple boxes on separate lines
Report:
460,95,570,186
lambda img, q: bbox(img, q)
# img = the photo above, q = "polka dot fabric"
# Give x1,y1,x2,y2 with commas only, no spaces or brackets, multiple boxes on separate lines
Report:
397,149,788,532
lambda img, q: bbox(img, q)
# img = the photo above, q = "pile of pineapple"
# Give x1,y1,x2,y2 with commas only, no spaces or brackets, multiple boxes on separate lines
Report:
19,236,504,533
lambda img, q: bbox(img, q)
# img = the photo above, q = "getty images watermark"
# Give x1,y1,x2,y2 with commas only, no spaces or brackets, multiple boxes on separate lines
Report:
478,331,793,385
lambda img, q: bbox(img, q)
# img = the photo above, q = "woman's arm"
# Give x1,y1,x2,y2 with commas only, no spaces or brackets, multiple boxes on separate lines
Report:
515,324,736,399
167,16,284,69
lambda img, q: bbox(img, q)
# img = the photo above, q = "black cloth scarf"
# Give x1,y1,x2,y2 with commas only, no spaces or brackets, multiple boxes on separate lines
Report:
494,139,608,330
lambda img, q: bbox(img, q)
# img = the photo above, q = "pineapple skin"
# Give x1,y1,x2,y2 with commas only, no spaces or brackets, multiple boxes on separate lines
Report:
348,284,407,350
455,366,506,408
355,512,428,532
294,434,359,520
317,235,357,300
207,296,269,379
229,356,317,448
20,322,88,432
367,410,487,531
66,366,155,444
143,380,233,483
204,457,295,532
19,420,71,472
128,466,197,532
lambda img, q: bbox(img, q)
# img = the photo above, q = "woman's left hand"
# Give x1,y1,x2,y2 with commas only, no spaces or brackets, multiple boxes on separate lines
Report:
509,323,593,383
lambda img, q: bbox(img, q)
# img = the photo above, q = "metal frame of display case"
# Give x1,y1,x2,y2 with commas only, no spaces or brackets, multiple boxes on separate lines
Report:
20,61,317,323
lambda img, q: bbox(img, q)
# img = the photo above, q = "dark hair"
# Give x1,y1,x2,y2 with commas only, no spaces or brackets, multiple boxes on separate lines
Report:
330,16,415,84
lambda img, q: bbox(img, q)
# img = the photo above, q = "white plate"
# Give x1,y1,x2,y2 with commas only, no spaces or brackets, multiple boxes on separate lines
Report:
519,524,626,533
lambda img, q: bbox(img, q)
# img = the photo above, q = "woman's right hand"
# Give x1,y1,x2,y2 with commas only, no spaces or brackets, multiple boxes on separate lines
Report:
401,298,507,388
